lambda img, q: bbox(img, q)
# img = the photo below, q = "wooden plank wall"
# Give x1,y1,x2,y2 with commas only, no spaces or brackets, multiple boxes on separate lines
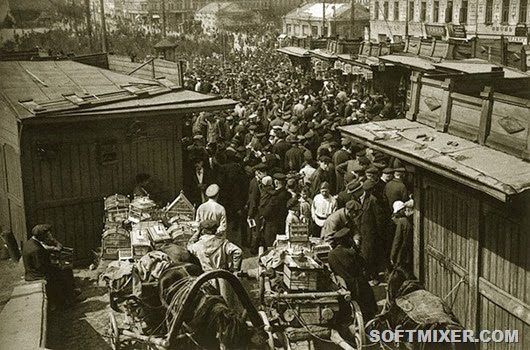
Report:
20,116,183,263
0,98,26,243
418,173,530,349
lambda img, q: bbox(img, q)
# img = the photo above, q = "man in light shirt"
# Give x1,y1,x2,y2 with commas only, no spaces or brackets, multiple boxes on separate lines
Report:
196,184,227,234
311,181,337,237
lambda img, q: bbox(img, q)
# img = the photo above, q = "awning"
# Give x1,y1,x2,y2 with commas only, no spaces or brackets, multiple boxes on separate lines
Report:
378,54,439,72
339,119,530,202
433,59,530,78
276,46,310,58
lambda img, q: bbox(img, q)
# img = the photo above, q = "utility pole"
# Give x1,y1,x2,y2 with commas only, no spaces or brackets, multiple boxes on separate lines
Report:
351,0,355,39
99,0,108,52
405,0,409,39
85,0,93,50
322,0,326,37
161,0,167,37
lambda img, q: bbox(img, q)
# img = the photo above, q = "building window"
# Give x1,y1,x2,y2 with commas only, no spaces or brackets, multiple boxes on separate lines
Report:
420,1,426,21
519,0,528,23
445,0,453,22
374,1,379,20
460,0,468,23
501,0,509,23
485,0,493,24
384,1,389,19
433,0,439,22
311,25,318,36
287,24,292,34
408,1,415,21
302,24,309,36
394,1,400,20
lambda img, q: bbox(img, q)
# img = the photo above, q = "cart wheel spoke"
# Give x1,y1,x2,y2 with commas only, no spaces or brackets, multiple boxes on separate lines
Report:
109,312,121,350
350,301,365,349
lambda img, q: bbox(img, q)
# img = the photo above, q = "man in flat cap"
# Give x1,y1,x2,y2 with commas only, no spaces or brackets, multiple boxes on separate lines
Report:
196,184,227,234
384,167,409,210
310,155,335,197
332,138,353,193
284,135,305,171
327,227,377,320
260,173,291,247
188,219,242,306
22,224,77,308
311,181,337,237
358,179,386,284
321,199,362,240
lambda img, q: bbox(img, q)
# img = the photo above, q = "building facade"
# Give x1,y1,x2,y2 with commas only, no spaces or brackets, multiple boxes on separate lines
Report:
283,2,370,39
370,0,530,43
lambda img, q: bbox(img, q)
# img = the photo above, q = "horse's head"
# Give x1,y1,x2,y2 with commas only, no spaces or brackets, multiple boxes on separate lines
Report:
386,266,417,301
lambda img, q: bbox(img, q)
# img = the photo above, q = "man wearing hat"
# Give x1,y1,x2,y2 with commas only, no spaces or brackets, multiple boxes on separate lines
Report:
246,163,267,251
272,130,290,166
23,224,78,308
321,199,362,240
391,199,414,272
358,179,385,283
188,219,242,307
317,133,334,157
284,135,305,171
260,173,291,247
384,167,409,210
333,138,353,192
311,181,337,237
327,227,378,320
185,157,213,208
196,184,227,233
336,180,363,209
310,155,335,197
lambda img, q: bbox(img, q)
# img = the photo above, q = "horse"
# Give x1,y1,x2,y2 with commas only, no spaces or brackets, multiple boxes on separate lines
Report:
158,262,268,350
366,267,476,350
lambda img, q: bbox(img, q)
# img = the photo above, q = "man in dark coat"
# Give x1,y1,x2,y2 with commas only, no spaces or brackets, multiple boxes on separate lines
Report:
391,200,414,273
217,150,249,245
359,179,386,282
261,173,291,247
22,224,76,307
185,158,213,208
321,199,362,240
384,167,409,209
272,131,291,167
247,164,266,251
284,136,305,171
328,228,378,320
336,180,362,209
310,155,335,197
332,138,352,193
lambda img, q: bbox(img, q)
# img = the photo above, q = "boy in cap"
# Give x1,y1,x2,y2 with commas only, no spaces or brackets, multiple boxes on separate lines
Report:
196,184,227,234
327,227,377,320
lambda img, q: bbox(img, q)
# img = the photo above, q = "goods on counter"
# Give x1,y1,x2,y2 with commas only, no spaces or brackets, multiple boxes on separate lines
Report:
136,221,171,243
130,224,153,259
167,220,198,246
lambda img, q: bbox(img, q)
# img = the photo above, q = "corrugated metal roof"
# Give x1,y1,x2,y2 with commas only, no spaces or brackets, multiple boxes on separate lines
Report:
339,119,530,201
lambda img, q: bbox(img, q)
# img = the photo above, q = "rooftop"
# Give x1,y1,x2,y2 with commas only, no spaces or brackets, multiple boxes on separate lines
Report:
339,119,530,202
285,2,369,21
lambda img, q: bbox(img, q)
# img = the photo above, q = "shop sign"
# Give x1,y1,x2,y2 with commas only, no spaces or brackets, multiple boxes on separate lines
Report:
425,24,446,37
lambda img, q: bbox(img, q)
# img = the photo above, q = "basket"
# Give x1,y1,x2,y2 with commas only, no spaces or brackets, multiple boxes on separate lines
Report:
288,223,309,243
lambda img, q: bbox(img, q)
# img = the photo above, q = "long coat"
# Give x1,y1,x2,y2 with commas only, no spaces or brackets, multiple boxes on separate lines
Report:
261,187,290,247
185,167,214,208
320,208,352,239
359,193,385,276
332,148,351,192
328,245,378,320
309,167,335,197
391,215,413,271
218,161,248,217
246,177,261,219
284,146,305,171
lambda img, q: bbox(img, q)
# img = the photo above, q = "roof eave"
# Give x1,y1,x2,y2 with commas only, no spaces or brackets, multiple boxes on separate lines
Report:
338,125,517,203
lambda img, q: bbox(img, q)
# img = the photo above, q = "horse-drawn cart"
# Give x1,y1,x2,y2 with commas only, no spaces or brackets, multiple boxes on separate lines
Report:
255,236,367,350
107,268,270,350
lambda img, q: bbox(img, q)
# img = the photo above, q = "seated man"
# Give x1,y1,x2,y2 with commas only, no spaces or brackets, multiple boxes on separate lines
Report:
328,227,377,321
22,224,77,308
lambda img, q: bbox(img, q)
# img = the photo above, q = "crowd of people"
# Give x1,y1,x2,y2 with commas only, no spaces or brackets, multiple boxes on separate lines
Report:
180,31,412,297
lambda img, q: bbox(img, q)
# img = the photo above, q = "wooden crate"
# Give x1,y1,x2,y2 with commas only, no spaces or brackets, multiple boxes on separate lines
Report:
288,223,309,243
283,255,321,291
138,221,172,243
130,225,152,259
128,197,157,223
102,226,131,260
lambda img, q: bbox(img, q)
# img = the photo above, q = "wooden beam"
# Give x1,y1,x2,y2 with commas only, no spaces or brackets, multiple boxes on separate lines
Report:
413,173,424,280
426,245,468,280
479,277,530,326
478,86,494,145
436,78,453,132
407,72,423,121
467,200,480,331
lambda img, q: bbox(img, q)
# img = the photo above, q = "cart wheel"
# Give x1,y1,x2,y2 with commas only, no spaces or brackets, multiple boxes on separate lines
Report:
109,312,120,350
258,310,275,350
350,301,365,349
